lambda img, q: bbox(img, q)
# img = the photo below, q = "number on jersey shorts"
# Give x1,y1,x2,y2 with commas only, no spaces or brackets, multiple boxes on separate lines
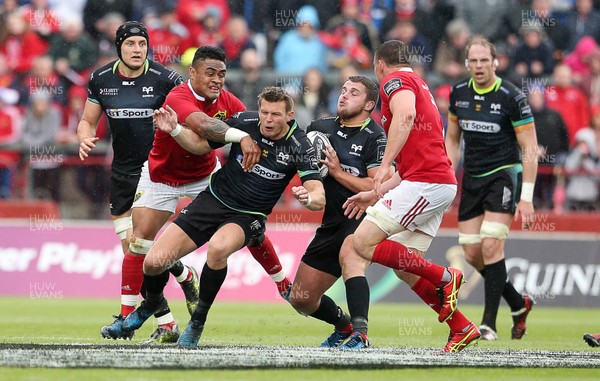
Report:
366,180,457,237
132,159,221,213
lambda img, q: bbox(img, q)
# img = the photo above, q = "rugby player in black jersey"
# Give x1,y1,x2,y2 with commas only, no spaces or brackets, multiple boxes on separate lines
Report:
445,38,538,341
122,87,325,348
77,22,196,343
286,76,388,347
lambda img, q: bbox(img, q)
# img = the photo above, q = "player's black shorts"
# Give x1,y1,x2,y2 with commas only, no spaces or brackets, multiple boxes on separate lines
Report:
301,219,362,278
174,190,266,248
109,171,141,216
458,165,522,221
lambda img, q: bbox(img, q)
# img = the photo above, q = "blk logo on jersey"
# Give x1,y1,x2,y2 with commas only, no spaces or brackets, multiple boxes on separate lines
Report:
337,130,348,139
261,138,275,147
122,81,135,86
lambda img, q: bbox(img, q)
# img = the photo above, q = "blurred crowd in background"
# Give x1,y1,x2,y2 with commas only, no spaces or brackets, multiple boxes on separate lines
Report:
0,0,599,218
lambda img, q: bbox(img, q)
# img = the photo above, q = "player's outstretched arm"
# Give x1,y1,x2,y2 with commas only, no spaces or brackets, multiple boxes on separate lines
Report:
154,105,213,155
292,180,325,211
77,100,102,160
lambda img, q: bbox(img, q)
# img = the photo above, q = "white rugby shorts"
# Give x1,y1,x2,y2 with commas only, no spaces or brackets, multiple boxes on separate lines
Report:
366,180,456,237
132,159,221,213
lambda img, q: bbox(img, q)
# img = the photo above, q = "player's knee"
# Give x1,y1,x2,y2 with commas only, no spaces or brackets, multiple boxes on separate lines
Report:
339,237,357,266
143,254,161,276
480,221,508,258
461,250,476,267
350,235,373,260
207,240,233,266
113,216,132,240
289,290,315,314
480,221,509,241
458,234,480,263
129,235,154,255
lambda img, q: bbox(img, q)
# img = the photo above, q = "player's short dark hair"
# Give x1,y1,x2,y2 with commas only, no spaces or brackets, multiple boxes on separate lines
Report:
192,46,227,66
258,87,294,113
465,37,497,60
348,75,379,106
374,40,411,67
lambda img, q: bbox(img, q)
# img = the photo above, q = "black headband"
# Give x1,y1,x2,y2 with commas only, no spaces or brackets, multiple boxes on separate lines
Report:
115,21,149,60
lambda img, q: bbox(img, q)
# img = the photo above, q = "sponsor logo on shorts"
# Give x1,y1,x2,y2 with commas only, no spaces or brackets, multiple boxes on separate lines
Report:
105,108,153,119
249,220,262,232
134,191,143,202
502,186,512,208
382,199,392,210
459,120,501,133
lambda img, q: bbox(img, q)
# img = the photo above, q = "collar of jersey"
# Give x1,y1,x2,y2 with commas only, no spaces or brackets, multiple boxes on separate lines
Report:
469,77,502,94
112,59,149,76
187,80,217,104
336,116,371,130
396,67,413,73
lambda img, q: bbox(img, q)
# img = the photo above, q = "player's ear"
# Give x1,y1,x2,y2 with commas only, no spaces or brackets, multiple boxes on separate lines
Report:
493,58,499,69
287,110,295,122
365,100,375,112
464,59,469,69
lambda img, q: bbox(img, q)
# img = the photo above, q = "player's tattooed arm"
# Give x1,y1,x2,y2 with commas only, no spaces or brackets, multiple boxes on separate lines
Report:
186,111,260,171
186,112,231,142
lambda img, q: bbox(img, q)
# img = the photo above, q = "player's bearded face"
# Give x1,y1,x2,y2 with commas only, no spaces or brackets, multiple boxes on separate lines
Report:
259,100,293,140
337,81,367,120
121,37,148,70
190,59,226,101
466,44,496,88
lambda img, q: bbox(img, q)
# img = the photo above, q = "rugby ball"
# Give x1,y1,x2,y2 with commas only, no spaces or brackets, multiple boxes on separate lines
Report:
307,130,331,178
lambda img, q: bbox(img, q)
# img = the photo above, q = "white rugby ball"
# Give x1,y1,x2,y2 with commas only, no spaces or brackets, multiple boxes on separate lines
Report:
306,130,331,178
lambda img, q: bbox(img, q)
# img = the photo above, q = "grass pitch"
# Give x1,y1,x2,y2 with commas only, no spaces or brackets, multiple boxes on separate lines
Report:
1,297,599,380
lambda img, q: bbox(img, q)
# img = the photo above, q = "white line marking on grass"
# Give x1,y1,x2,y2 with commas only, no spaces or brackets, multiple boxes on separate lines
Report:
1,344,600,369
